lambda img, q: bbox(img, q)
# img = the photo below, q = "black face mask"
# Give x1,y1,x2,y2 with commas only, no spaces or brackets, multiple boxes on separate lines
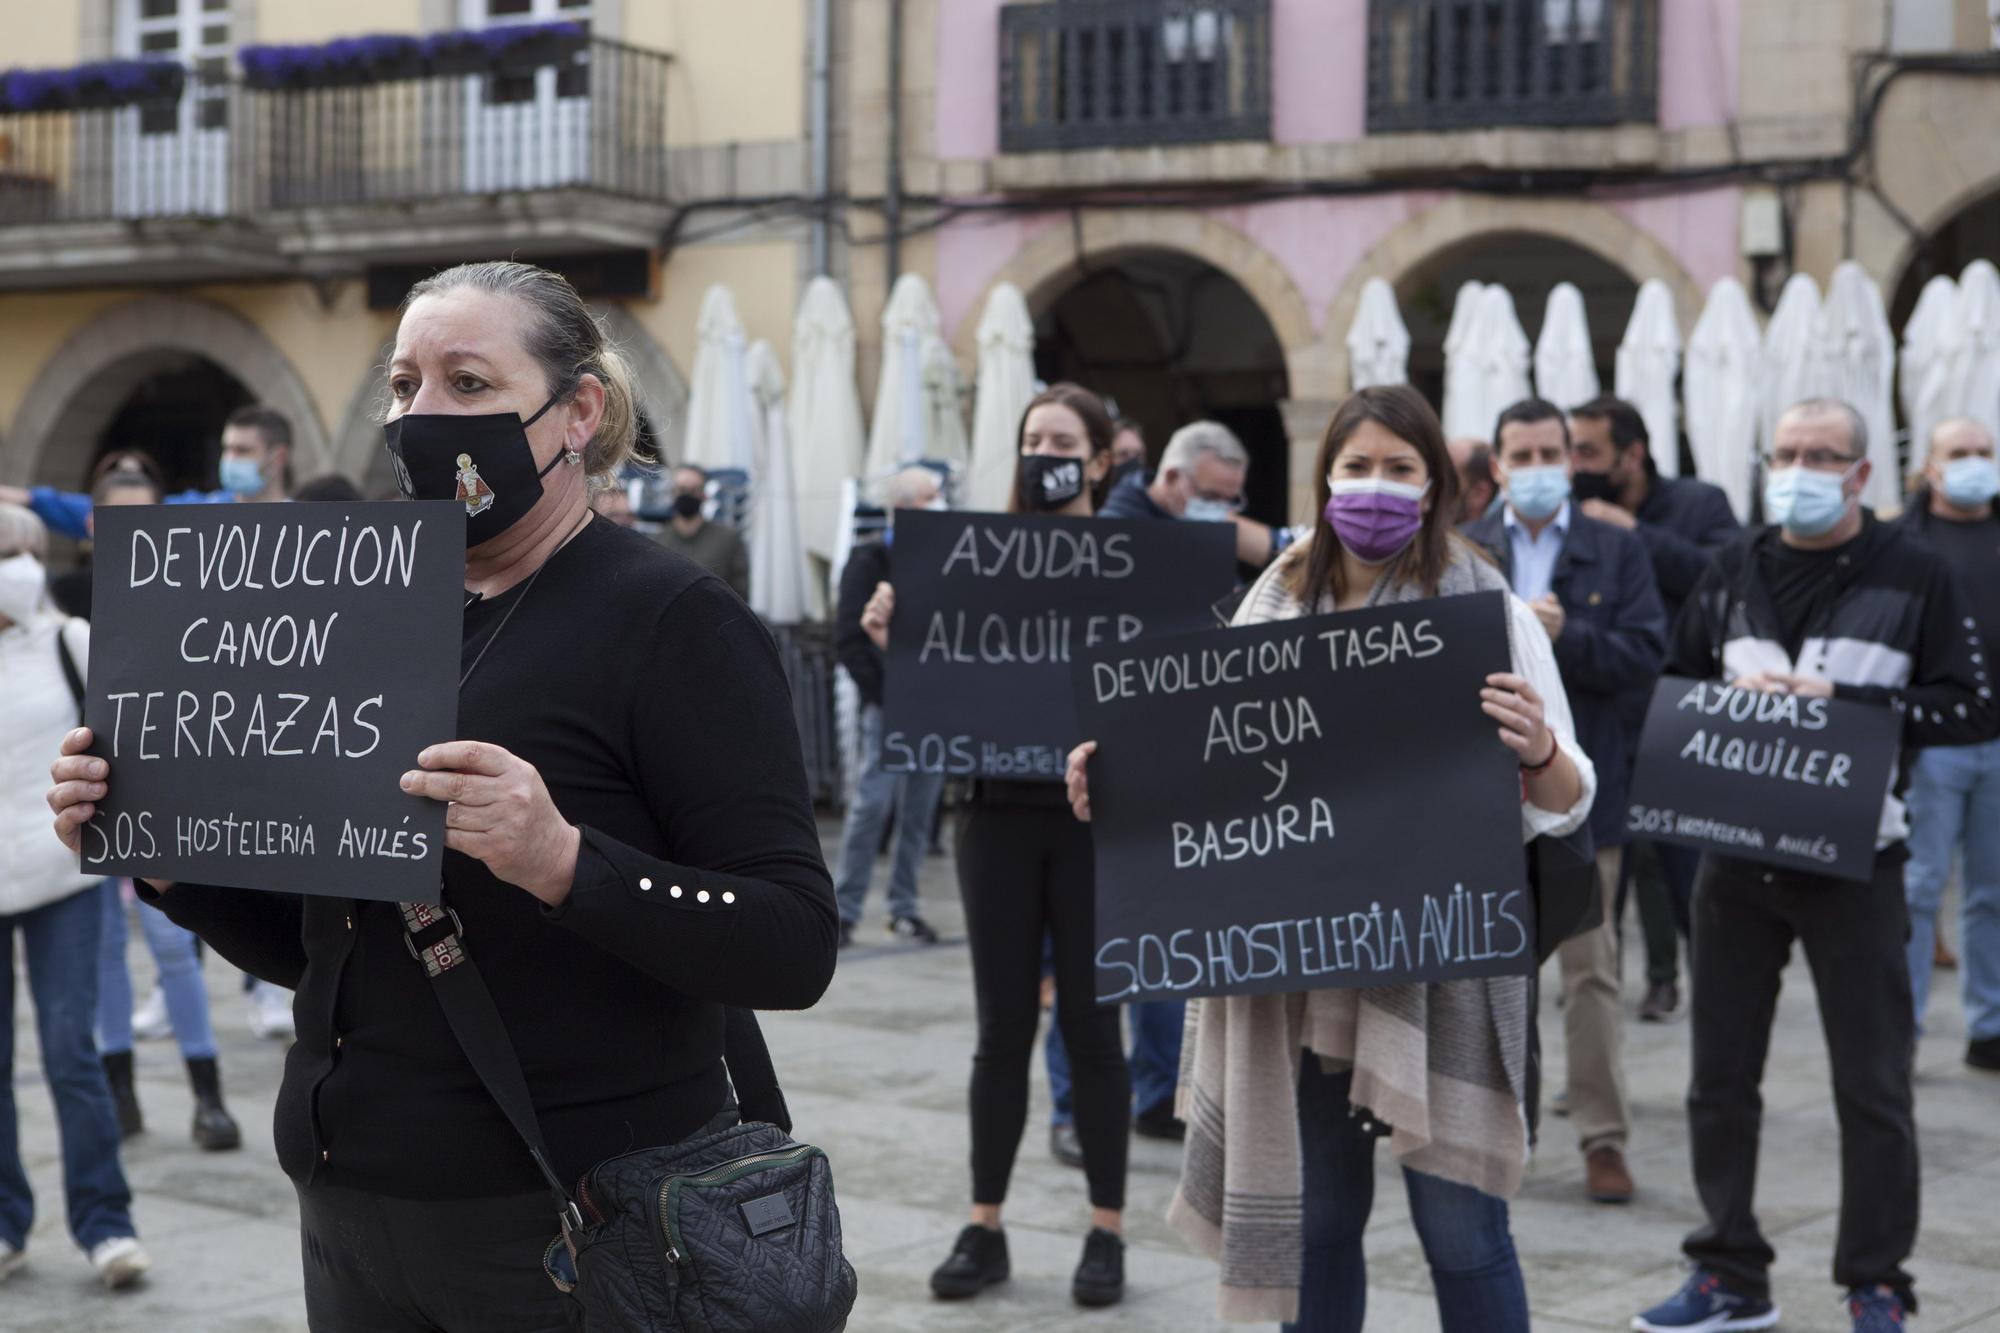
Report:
670,492,704,520
1019,454,1086,511
383,393,566,544
1107,456,1145,490
1569,469,1620,504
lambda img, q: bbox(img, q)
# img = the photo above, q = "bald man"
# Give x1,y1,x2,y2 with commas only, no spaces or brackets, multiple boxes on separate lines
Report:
1899,416,2000,1074
1448,437,1497,524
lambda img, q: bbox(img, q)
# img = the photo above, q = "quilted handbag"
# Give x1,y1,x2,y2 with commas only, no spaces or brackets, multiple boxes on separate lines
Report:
396,902,856,1332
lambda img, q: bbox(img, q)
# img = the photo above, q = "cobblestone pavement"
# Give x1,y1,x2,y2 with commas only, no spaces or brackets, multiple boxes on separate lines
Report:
7,824,1997,1331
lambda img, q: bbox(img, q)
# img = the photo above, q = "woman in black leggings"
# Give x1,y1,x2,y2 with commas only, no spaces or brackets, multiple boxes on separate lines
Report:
861,384,1131,1308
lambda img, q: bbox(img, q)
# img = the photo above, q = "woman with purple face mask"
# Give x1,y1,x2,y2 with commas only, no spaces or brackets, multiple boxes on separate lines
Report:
1066,384,1594,1332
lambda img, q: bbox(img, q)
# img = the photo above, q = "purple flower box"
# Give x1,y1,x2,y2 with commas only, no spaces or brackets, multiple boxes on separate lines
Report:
0,58,185,114
239,21,585,90
239,35,424,90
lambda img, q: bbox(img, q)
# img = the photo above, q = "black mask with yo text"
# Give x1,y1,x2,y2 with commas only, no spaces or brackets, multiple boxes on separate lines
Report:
383,392,564,544
1019,454,1086,511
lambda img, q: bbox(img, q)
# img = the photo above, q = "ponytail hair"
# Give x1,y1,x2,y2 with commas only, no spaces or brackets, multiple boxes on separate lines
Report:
399,261,645,480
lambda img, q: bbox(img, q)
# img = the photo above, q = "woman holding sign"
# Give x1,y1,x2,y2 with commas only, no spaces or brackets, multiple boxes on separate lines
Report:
47,261,839,1330
1069,384,1594,1331
862,384,1137,1309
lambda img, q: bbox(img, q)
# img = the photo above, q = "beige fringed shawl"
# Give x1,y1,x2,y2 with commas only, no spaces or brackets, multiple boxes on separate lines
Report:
1166,537,1593,1324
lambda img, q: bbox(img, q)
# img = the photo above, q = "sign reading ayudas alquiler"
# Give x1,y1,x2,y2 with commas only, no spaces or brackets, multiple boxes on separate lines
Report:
1073,590,1532,1003
81,502,464,903
880,510,1237,780
1624,674,1901,883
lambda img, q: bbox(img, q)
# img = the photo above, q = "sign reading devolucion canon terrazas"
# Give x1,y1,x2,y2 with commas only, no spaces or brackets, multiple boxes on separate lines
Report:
80,502,464,903
1074,589,1531,1003
1624,675,1902,883
880,510,1237,781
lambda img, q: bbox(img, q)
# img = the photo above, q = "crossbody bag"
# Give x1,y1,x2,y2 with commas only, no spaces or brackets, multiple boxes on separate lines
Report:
397,901,857,1332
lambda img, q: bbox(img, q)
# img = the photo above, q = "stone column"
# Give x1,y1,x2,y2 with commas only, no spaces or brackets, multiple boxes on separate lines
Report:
1280,397,1339,528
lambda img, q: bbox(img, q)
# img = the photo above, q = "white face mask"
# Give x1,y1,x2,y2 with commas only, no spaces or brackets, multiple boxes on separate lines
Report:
923,495,948,512
0,552,46,626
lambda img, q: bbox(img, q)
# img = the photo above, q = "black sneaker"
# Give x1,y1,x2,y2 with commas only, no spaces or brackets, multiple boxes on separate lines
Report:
930,1224,1008,1300
1133,1108,1186,1141
1639,980,1681,1023
1969,1033,2000,1072
1071,1227,1125,1307
888,915,940,944
1049,1121,1085,1169
838,922,855,948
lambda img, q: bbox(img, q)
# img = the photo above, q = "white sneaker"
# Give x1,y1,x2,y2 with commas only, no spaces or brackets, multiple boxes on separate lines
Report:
131,986,171,1042
0,1240,25,1283
248,983,294,1040
88,1236,151,1290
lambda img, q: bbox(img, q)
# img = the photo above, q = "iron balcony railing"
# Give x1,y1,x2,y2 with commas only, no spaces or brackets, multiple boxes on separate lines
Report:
0,38,670,226
1366,0,1657,133
999,0,1272,152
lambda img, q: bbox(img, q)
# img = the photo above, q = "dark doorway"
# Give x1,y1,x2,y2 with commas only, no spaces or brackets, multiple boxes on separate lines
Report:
89,355,253,494
1397,232,1640,429
1033,250,1291,526
1889,188,2000,332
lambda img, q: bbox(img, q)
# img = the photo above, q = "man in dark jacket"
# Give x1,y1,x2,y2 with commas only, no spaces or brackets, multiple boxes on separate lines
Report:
1634,399,1997,1333
1896,417,2000,1073
830,467,946,947
1569,395,1742,1019
1467,398,1666,1207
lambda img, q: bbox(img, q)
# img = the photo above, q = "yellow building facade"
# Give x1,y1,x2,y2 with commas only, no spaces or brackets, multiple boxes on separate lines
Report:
0,0,817,505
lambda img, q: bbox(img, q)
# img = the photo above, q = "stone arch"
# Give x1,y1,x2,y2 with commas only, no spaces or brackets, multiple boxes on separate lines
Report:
953,208,1336,402
597,303,690,468
4,296,331,488
1320,195,1704,392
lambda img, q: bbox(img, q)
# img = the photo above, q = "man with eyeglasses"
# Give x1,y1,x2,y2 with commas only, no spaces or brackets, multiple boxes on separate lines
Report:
1897,417,2000,1075
1100,419,1291,568
1635,399,1997,1333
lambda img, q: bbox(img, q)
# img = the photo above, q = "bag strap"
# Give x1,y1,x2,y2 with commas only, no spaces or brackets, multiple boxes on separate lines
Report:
724,1005,790,1134
54,619,85,722
396,901,796,1211
396,901,582,1231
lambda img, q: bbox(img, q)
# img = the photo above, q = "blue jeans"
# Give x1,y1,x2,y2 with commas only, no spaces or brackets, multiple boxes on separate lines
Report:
1905,739,2000,1041
834,705,944,926
1047,997,1183,1126
97,879,218,1060
1285,1056,1528,1333
0,888,138,1251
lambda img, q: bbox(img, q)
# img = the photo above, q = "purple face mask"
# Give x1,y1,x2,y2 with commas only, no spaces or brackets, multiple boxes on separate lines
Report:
1324,478,1428,564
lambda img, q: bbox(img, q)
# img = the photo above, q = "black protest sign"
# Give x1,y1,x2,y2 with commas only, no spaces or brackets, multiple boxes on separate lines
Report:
880,510,1237,780
81,502,464,903
1625,675,1900,882
1076,589,1532,1003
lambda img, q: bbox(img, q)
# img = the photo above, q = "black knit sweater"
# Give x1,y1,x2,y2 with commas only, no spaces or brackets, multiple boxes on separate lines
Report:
147,518,837,1198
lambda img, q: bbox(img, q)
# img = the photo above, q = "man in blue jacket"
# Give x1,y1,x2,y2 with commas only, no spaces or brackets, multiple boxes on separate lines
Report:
1466,398,1667,1207
1570,396,1742,1020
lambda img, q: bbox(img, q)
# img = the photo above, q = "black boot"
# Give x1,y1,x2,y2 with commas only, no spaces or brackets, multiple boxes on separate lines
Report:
185,1057,242,1152
101,1051,143,1139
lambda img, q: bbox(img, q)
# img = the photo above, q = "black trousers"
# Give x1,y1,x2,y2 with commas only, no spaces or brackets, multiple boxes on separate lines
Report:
298,1182,578,1332
956,798,1130,1210
1682,853,1919,1304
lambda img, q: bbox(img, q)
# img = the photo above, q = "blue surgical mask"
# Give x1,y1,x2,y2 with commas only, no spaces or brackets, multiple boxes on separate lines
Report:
1505,465,1570,523
219,455,264,497
1183,496,1236,523
1941,455,2000,509
1763,464,1856,537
